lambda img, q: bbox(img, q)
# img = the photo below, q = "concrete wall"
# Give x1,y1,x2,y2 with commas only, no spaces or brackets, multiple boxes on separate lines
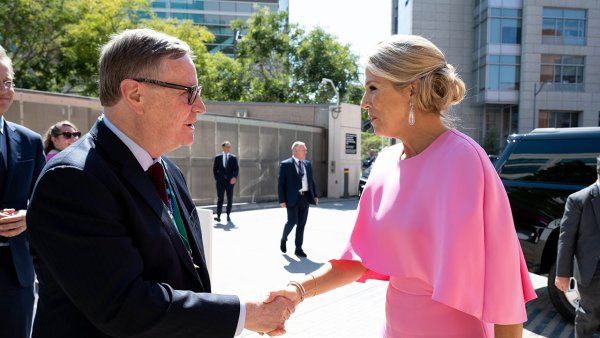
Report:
6,89,331,204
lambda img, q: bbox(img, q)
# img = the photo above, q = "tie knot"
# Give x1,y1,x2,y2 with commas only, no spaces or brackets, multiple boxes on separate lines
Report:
147,162,168,204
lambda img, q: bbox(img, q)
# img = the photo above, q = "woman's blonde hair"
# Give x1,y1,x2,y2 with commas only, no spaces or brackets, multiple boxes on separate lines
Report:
365,35,466,126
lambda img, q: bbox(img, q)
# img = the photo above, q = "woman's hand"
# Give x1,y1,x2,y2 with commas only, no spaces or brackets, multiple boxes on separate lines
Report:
264,285,302,306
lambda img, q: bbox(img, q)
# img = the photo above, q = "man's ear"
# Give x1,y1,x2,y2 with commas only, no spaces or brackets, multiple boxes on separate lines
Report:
120,79,144,115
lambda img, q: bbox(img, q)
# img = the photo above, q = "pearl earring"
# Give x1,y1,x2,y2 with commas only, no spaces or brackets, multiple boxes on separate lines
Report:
408,99,415,126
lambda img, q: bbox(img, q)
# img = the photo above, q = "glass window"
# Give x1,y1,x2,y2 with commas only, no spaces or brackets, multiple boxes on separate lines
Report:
152,1,166,8
204,1,219,11
487,8,521,44
237,3,252,12
189,1,204,10
538,111,580,128
542,7,586,45
499,138,597,185
220,1,235,12
540,55,584,91
486,55,520,91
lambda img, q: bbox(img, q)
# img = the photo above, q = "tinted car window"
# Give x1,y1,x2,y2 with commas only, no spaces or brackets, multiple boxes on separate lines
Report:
499,138,599,185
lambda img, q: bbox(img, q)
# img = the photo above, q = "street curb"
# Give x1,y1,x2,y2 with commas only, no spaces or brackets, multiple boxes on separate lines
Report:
196,196,360,213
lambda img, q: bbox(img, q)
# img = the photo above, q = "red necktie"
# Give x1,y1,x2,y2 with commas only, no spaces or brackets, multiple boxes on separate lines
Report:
147,162,168,205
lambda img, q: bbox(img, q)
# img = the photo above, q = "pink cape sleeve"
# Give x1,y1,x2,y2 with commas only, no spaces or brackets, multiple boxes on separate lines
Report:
335,138,536,324
427,143,537,324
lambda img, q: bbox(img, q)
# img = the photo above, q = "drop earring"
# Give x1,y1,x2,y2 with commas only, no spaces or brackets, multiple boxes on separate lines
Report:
408,99,415,126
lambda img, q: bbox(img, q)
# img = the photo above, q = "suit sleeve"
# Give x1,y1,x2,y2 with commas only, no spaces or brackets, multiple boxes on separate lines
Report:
556,195,583,278
232,157,239,178
212,156,219,181
27,167,240,338
309,163,317,198
278,163,286,204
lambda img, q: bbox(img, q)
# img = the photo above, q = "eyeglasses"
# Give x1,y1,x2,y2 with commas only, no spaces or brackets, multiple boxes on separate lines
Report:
1,80,14,91
56,131,81,139
133,78,202,105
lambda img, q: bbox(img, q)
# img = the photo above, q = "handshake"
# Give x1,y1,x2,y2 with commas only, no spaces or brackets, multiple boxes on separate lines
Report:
244,282,309,336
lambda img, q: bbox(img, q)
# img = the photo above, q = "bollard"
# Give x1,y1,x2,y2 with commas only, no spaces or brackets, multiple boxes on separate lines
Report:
343,168,349,198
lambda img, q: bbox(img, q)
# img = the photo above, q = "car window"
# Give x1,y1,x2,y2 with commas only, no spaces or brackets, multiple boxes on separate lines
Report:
499,138,599,185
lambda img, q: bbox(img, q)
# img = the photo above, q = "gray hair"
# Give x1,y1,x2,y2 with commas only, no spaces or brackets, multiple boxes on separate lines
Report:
291,141,306,150
0,45,14,77
221,141,231,147
98,28,193,106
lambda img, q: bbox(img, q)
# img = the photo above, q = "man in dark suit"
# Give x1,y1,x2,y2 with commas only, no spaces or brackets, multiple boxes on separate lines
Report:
26,29,292,338
556,155,600,337
278,141,318,258
213,141,239,223
0,45,46,338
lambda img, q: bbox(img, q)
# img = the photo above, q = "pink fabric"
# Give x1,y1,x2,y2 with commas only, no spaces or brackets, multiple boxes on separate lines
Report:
337,129,536,334
45,149,59,162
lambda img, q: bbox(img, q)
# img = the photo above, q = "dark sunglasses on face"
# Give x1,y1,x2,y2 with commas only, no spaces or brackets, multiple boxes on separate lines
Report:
133,78,202,105
57,131,81,139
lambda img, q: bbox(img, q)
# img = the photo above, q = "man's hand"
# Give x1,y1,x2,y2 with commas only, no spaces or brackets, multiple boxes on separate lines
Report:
314,197,319,205
0,209,27,237
280,203,286,208
264,285,302,307
244,297,295,336
555,276,570,292
230,177,237,185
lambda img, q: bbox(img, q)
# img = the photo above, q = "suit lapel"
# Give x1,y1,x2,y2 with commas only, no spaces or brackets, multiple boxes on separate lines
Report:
93,120,203,286
4,123,21,195
165,162,210,288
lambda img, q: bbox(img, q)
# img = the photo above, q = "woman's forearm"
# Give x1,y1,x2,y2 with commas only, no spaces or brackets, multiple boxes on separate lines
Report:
494,323,523,338
299,260,367,299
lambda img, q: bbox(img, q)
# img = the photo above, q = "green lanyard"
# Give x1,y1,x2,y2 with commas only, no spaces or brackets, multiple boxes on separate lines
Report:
162,165,191,252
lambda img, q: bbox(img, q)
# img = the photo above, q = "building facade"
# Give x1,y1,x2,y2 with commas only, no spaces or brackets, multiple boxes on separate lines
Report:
395,0,600,153
151,0,287,55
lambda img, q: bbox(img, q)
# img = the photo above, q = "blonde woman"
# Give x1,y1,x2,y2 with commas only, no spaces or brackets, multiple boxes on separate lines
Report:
266,35,536,338
43,120,80,161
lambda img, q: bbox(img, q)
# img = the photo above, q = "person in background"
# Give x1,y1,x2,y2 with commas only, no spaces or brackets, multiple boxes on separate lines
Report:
43,120,80,161
0,44,46,338
213,140,239,223
278,141,318,258
555,154,600,338
362,148,378,169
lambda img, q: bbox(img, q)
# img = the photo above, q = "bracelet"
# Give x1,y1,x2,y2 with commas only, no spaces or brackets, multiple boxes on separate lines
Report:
287,281,305,302
309,273,317,296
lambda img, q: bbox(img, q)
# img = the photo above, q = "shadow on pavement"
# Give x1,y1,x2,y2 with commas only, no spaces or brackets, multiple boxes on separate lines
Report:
282,255,324,274
524,286,575,337
214,221,237,231
316,200,359,211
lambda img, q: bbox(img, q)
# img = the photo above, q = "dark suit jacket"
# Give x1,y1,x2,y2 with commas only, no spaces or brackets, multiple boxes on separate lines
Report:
213,153,239,182
557,182,600,287
26,120,239,338
277,157,317,208
0,120,45,287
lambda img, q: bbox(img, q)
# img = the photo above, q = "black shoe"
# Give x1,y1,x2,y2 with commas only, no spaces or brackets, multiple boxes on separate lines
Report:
227,215,231,222
214,216,221,222
280,240,286,253
295,248,307,258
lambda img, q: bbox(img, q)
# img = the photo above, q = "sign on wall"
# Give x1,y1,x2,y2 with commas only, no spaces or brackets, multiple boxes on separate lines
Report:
345,133,357,154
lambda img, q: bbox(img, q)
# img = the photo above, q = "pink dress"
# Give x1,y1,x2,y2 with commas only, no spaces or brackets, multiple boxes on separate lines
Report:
337,129,537,337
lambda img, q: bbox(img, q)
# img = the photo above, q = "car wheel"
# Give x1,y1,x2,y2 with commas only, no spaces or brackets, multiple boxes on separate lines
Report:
548,262,577,323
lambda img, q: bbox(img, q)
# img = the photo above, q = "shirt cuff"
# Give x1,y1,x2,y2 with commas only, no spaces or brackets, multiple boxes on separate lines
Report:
234,296,245,336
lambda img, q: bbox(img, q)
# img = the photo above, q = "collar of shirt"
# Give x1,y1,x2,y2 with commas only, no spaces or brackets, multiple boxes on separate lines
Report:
101,115,159,171
0,115,5,135
222,151,229,157
292,156,302,164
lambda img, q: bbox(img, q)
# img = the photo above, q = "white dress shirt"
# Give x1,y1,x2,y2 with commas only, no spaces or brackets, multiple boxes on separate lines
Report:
222,152,229,168
292,156,309,192
102,115,245,336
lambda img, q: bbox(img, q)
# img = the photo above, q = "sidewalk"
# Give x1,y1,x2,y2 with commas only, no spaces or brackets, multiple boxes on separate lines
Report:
198,196,360,214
